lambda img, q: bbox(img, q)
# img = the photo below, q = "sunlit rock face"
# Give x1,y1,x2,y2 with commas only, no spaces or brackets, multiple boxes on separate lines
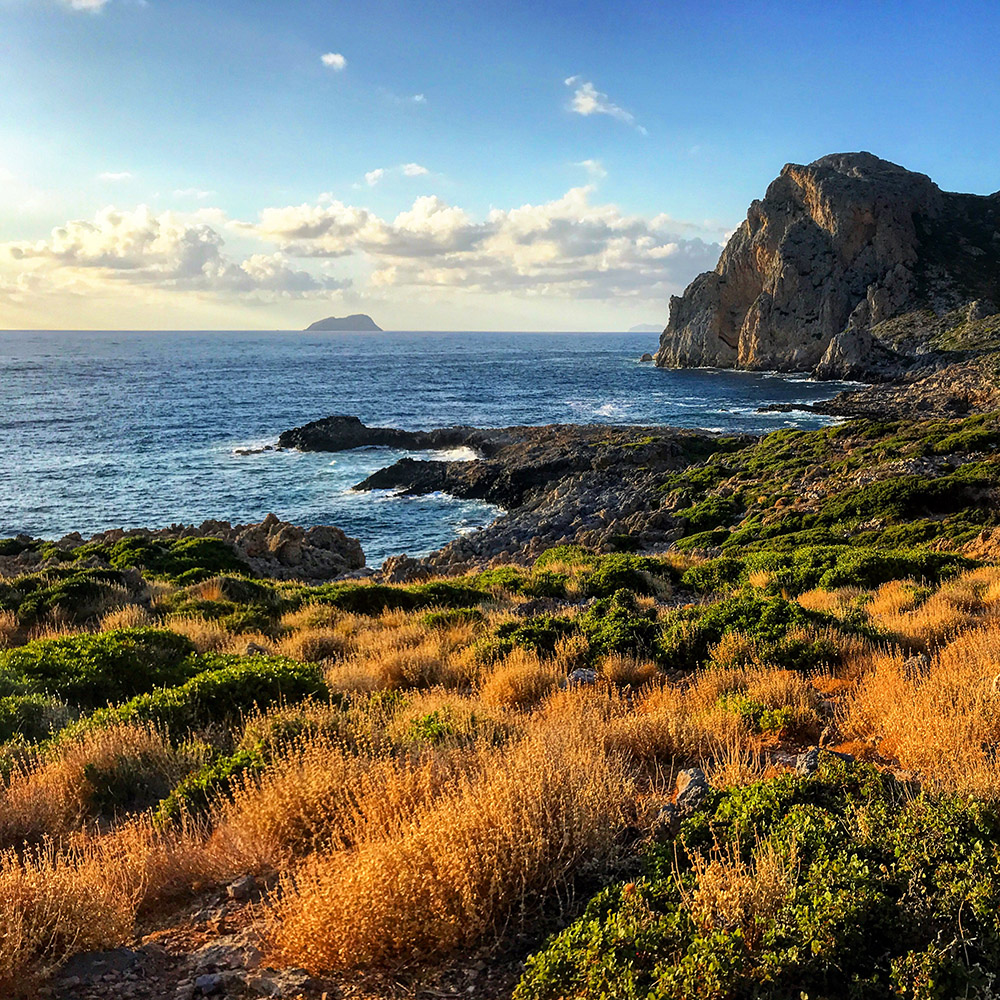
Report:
655,152,1000,379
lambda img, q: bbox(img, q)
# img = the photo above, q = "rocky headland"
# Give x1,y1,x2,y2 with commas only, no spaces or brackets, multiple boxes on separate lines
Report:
655,152,1000,382
280,415,751,574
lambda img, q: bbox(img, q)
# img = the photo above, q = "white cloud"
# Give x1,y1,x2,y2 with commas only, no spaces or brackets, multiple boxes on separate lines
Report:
321,52,347,71
239,186,720,300
575,159,607,179
173,188,215,200
363,163,430,186
564,77,647,135
412,94,426,104
63,0,110,10
98,171,132,182
3,206,347,299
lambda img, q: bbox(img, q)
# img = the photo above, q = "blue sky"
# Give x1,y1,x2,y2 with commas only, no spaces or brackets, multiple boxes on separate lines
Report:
1,0,998,330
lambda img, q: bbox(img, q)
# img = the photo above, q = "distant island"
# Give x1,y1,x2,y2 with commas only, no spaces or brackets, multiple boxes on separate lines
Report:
628,323,664,333
305,314,382,332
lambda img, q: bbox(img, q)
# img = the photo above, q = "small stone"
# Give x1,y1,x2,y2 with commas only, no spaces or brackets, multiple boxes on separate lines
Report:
194,972,225,995
226,873,257,902
675,767,709,813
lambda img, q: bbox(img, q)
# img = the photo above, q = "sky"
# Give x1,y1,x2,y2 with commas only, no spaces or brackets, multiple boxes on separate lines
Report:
1,0,999,331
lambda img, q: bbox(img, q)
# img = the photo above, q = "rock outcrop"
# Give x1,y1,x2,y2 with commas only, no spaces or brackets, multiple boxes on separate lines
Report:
2,515,365,582
655,152,1000,379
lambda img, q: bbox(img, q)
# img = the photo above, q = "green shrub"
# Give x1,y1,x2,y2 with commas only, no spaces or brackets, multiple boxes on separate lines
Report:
0,628,197,707
0,693,72,743
517,755,1000,1000
71,536,250,582
478,615,579,662
80,654,329,734
657,595,834,671
577,590,660,659
680,557,744,594
676,495,740,534
583,555,662,598
154,746,262,825
308,580,488,615
1,568,130,625
419,607,485,629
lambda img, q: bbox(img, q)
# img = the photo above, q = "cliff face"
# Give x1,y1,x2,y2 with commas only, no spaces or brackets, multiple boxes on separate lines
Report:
655,152,1000,378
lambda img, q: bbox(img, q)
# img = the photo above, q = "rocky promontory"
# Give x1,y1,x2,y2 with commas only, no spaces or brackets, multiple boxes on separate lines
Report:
280,416,752,571
655,152,1000,380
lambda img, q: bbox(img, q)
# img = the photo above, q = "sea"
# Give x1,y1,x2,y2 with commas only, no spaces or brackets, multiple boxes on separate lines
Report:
0,331,858,566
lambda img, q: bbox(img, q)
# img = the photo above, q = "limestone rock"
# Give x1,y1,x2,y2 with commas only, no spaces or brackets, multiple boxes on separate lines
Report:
655,152,1000,379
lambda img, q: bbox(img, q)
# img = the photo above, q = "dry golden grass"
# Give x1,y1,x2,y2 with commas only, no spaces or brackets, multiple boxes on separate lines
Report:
0,610,23,649
327,618,479,692
599,653,657,688
846,622,1000,795
0,725,202,847
266,704,632,969
866,568,1000,652
479,648,564,709
0,841,139,998
213,738,481,871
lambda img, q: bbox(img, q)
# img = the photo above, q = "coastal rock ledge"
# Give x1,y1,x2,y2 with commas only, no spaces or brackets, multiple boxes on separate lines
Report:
655,151,1000,379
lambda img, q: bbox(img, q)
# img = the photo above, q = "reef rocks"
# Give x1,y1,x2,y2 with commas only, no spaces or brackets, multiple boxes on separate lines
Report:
655,152,1000,379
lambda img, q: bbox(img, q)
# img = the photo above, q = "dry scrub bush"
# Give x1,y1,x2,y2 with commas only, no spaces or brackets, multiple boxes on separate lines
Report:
330,620,478,692
266,706,632,969
846,622,1000,795
678,839,795,951
599,654,657,688
0,841,140,998
0,610,23,649
166,615,233,652
479,648,564,709
278,627,348,663
212,737,482,871
796,586,864,616
99,605,152,631
0,724,201,846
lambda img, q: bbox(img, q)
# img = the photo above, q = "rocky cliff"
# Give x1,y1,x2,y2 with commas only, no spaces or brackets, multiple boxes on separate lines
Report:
655,152,1000,379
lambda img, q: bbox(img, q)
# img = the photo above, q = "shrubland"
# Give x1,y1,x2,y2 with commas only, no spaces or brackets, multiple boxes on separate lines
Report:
2,414,1000,997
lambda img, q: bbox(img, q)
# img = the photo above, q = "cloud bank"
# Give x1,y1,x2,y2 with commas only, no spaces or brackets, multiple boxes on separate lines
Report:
0,189,724,324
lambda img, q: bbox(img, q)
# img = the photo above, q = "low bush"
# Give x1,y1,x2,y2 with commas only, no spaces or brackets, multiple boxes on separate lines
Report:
518,755,1000,1000
0,629,197,707
0,694,72,744
657,595,836,671
477,616,579,662
79,654,329,734
577,590,660,659
308,580,489,615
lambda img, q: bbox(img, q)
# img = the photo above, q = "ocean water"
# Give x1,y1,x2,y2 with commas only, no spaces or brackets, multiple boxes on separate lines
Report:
0,331,857,565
